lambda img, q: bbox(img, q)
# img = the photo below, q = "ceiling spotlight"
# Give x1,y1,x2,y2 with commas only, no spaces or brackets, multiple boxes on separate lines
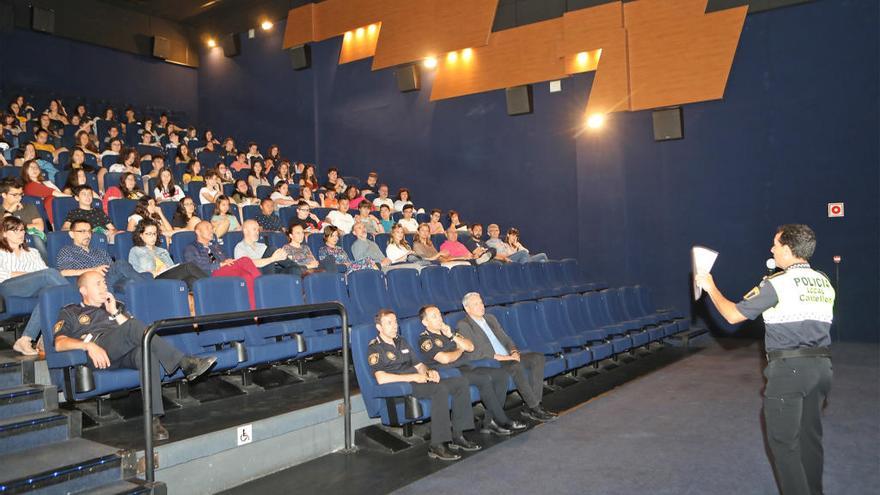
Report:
577,51,588,65
356,27,365,38
206,38,217,48
368,24,377,35
586,113,606,129
423,57,438,69
447,51,458,63
261,20,273,31
462,48,473,61
344,31,352,41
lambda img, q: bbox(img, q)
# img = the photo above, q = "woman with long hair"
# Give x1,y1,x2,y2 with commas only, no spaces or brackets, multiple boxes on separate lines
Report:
247,160,270,192
154,168,184,202
0,216,69,355
102,171,145,213
61,168,89,196
300,164,319,191
127,196,173,239
171,197,201,231
21,159,67,227
211,195,240,238
317,225,375,274
128,219,208,289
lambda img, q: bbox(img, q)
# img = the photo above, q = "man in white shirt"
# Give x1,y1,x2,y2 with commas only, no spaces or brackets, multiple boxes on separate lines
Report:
324,197,355,234
397,204,418,234
371,184,394,210
233,220,294,275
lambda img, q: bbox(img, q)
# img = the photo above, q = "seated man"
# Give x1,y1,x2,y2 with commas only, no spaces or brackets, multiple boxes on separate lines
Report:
62,186,118,240
324,197,355,234
254,198,284,232
418,305,527,435
371,183,394,210
0,178,48,261
288,201,322,234
397,204,419,234
368,309,480,461
234,219,300,275
183,221,262,309
486,224,547,264
58,219,150,292
439,226,490,264
456,292,557,422
53,271,216,441
354,201,383,235
462,223,501,262
350,222,390,269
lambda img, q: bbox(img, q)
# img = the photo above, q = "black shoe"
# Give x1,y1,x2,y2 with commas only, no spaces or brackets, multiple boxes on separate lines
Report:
152,417,169,442
427,443,461,461
448,436,482,452
521,406,555,422
537,406,558,419
180,356,217,381
479,419,512,436
504,420,528,432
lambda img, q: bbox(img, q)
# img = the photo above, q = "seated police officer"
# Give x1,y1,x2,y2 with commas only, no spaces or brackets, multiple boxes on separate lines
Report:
456,292,557,422
418,305,527,436
53,271,217,441
368,309,480,461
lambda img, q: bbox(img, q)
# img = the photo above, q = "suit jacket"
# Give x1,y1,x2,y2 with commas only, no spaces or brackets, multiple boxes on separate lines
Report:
456,314,518,361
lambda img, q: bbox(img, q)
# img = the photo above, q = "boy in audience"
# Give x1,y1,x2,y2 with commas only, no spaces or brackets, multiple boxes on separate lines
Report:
323,167,345,192
62,186,118,240
32,129,56,155
164,131,180,153
255,198,284,232
0,178,48,261
361,172,379,196
325,197,355,234
288,201,322,234
368,309,480,461
230,151,251,172
371,184,394,210
397,204,418,234
183,221,261,308
355,201,383,235
456,292,557,422
57,219,148,292
351,222,391,269
102,126,121,150
418,305,527,436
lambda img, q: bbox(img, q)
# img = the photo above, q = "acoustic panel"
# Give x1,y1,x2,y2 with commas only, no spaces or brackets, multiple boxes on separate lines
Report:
288,44,312,70
221,33,241,57
506,85,533,115
396,64,421,92
652,107,684,141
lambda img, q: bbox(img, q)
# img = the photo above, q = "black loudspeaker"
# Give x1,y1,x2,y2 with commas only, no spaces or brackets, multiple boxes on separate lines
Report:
221,33,241,57
652,107,684,141
288,44,311,70
395,64,421,92
152,36,170,59
506,85,533,116
31,6,54,34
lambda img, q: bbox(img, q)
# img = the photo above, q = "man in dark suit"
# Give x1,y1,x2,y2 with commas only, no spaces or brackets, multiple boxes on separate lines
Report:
456,292,557,422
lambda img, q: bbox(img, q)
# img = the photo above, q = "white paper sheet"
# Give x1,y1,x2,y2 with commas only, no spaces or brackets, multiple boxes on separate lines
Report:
692,246,719,300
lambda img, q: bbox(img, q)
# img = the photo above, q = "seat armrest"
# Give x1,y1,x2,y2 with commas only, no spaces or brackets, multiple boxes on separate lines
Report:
46,349,88,368
372,382,414,398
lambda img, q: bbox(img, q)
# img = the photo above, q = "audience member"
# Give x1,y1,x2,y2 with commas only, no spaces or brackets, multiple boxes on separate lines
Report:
372,184,394,210
486,224,548,263
0,178,48,261
345,185,367,209
61,168,89,196
428,209,445,235
351,222,390,269
230,179,260,206
211,195,240,238
57,219,148,292
439,226,476,262
199,170,223,205
62,186,118,240
355,201,383,235
127,197,173,240
318,225,373,274
288,201,322,234
413,223,450,263
247,161,271,192
300,164,319,191
154,169,184,203
21,141,60,183
270,182,297,210
298,186,320,208
21,159,66,226
233,220,298,275
393,188,414,213
324,197,355,234
397,204,418,234
182,160,204,190
183,221,261,308
447,210,468,231
361,172,379,196
378,204,394,233
103,172,145,213
128,219,207,289
254,199,284,232
282,224,322,272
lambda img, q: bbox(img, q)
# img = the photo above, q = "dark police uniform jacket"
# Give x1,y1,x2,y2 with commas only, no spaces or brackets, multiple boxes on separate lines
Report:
735,263,835,351
54,302,129,343
417,330,464,366
367,336,422,375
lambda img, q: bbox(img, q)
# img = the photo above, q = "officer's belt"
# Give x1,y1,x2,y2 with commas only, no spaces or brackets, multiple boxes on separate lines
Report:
766,347,831,362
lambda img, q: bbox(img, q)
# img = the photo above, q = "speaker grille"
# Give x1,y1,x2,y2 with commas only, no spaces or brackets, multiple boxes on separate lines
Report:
652,107,684,141
506,85,533,116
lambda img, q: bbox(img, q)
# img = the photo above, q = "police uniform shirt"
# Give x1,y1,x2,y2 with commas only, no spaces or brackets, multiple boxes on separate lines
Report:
417,330,461,364
735,263,835,351
367,336,422,375
54,302,128,341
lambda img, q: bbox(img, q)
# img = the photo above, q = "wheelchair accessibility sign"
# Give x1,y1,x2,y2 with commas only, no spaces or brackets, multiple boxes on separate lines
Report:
237,424,253,446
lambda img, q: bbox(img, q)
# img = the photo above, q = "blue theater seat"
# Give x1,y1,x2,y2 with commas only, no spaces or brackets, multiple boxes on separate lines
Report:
499,263,537,301
419,266,459,313
385,268,428,319
110,232,134,263
632,285,689,336
169,231,196,264
346,269,392,326
585,292,644,350
242,204,260,221
255,274,339,357
521,262,559,299
559,294,614,361
312,208,331,221
107,199,138,231
221,231,244,259
158,201,179,222
341,234,357,259
191,277,250,366
560,258,605,292
430,234,445,251
256,186,272,200
614,287,675,341
125,280,238,372
523,300,592,370
476,263,516,306
486,305,566,379
51,197,103,230
374,233,390,254
448,265,480,302
306,234,325,259
278,207,298,229
599,288,656,345
301,272,349,350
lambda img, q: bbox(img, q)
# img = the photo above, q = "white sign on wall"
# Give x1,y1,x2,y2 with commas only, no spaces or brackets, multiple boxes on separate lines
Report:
827,202,844,218
236,424,253,446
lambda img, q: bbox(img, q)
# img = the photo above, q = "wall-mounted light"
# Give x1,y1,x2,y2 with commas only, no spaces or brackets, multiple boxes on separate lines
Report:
344,31,352,42
577,51,589,65
261,20,273,31
462,48,473,61
206,38,217,48
356,27,365,38
447,51,458,63
423,57,438,69
586,113,606,129
367,24,377,35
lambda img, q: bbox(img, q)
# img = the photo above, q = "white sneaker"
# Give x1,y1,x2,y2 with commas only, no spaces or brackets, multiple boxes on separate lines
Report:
13,336,38,356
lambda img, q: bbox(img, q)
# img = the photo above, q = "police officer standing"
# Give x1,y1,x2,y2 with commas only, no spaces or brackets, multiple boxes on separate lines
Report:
53,271,217,441
697,224,835,495
367,309,480,461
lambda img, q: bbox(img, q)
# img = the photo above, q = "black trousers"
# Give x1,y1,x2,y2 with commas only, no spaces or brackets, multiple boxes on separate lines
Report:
92,319,185,416
499,352,545,409
763,356,833,495
258,259,305,277
156,261,209,289
459,366,511,425
410,375,474,445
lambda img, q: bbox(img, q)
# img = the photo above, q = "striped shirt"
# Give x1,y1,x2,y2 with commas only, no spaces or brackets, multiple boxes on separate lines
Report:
0,249,49,283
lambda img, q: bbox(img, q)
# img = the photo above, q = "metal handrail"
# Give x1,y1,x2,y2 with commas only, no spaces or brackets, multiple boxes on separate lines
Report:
140,302,351,482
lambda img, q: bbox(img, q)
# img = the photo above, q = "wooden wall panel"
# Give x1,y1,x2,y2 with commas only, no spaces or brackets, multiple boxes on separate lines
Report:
282,2,313,48
624,0,747,110
339,23,382,64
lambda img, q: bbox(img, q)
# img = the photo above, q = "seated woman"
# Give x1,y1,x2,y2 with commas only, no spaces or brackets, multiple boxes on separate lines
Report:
211,195,241,238
103,172,145,213
247,160,271,193
447,210,468,231
127,196,174,241
300,164,320,191
282,224,323,273
108,148,142,176
317,225,374,274
344,185,367,209
171,197,201,231
504,227,548,263
378,204,394,233
298,186,320,209
0,217,69,356
413,223,463,267
181,160,204,191
21,159,67,228
427,209,445,235
128,219,207,289
230,179,260,206
176,143,194,166
215,162,234,185
154,169,184,203
272,161,294,186
199,170,223,205
61,168,90,196
393,188,414,213
20,141,59,184
270,182,297,210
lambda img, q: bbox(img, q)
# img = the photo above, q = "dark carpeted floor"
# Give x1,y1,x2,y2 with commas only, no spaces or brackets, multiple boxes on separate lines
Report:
392,339,880,495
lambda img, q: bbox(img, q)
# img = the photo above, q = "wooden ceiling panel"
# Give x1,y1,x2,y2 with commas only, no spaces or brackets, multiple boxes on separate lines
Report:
282,2,313,48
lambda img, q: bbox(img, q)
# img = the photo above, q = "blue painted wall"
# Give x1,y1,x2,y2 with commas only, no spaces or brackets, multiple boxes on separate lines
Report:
0,28,198,120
